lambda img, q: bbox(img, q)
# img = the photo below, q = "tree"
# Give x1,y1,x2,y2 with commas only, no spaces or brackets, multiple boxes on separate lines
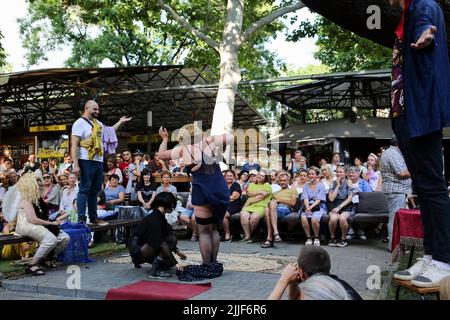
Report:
157,0,307,135
0,31,7,71
288,16,392,72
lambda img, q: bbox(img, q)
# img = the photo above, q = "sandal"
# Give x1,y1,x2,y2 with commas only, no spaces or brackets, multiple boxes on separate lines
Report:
261,240,274,248
25,265,46,276
190,236,198,242
274,234,282,242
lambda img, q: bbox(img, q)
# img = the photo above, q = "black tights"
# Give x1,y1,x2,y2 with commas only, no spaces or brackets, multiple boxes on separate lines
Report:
196,217,220,264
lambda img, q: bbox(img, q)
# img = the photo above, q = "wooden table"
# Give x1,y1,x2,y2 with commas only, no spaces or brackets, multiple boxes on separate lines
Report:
154,176,192,183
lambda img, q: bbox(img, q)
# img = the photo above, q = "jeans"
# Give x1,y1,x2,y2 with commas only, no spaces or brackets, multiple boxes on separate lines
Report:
393,115,450,263
386,193,407,250
77,159,104,222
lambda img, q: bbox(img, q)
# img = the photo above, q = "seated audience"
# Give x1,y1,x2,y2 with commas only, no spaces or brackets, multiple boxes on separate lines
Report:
105,157,123,186
300,167,327,246
328,166,353,247
364,153,382,192
172,159,191,192
137,169,154,213
270,170,281,193
2,173,70,276
268,246,362,300
55,173,79,223
292,169,308,195
221,170,242,242
57,174,68,189
129,192,187,277
8,171,19,187
237,170,250,200
262,171,297,248
346,166,372,241
41,173,61,217
240,170,272,242
103,174,126,210
320,164,335,194
178,191,198,242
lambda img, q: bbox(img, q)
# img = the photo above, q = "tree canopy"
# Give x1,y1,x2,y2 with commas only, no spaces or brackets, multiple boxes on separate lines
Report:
288,15,392,72
19,0,289,81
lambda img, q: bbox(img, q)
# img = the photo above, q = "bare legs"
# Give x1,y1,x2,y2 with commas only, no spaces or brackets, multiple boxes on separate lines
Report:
300,216,320,238
240,210,261,240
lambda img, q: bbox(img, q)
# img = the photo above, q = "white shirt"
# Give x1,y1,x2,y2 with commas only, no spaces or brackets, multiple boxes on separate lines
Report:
71,117,104,162
271,183,282,193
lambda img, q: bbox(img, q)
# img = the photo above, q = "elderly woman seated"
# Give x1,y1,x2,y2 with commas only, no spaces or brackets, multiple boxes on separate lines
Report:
129,192,187,277
97,174,125,220
2,173,70,276
240,170,272,242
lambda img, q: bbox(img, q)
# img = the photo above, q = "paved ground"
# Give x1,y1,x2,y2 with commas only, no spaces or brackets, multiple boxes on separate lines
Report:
0,238,397,300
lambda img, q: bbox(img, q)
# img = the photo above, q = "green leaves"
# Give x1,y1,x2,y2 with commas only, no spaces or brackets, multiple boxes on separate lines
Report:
289,16,391,72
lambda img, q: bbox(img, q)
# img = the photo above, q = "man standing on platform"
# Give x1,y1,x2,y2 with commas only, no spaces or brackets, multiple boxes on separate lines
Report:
390,0,450,287
71,100,132,226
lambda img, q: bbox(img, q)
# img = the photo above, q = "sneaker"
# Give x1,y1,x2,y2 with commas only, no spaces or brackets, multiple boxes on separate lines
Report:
328,239,337,247
313,238,320,246
89,219,109,226
305,238,313,245
336,239,348,247
148,268,171,278
410,263,450,288
346,228,354,240
357,229,367,240
394,257,431,281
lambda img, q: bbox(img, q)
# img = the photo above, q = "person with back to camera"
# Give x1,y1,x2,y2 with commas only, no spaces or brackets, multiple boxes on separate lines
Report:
157,123,232,272
129,192,187,277
268,246,362,300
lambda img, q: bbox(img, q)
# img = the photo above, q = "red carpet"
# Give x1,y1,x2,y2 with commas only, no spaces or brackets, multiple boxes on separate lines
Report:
105,280,212,300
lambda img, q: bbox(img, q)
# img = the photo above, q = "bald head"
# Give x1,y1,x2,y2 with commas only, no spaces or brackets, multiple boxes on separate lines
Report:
83,100,100,119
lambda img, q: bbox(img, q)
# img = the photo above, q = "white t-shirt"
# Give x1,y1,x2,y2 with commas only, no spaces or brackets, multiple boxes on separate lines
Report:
71,118,104,162
271,183,282,193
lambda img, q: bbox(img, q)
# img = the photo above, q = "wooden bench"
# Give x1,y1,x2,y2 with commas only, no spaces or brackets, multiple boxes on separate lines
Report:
393,278,441,300
0,219,142,247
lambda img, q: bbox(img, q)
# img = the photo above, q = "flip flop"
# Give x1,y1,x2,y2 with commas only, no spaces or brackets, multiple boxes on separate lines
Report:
261,240,274,248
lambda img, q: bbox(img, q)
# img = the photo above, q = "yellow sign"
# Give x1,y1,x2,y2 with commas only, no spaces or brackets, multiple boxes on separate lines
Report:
30,124,67,133
128,134,162,144
37,149,66,159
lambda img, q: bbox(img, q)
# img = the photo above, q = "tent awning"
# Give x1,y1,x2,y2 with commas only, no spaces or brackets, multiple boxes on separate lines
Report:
270,118,394,143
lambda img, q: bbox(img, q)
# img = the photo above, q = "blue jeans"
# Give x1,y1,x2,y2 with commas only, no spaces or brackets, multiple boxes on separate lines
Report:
77,159,104,222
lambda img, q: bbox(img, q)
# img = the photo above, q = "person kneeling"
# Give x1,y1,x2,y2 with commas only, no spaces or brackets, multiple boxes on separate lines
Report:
129,192,186,278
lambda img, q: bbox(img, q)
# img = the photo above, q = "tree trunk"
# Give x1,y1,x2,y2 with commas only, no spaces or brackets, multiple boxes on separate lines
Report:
210,0,244,136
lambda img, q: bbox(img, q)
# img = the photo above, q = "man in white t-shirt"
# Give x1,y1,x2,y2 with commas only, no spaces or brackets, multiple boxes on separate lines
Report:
71,100,132,225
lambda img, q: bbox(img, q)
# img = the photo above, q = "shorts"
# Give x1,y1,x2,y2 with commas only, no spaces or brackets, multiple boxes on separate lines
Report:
180,208,195,218
301,210,324,222
277,205,291,218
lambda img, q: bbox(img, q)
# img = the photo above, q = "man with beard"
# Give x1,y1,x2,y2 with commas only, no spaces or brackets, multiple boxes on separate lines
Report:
71,100,132,226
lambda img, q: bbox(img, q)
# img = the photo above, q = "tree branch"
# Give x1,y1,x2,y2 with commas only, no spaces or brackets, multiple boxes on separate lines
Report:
240,1,305,45
157,0,220,53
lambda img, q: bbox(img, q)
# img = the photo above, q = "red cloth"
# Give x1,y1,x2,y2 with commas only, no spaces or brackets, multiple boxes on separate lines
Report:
391,209,424,261
395,0,413,40
105,280,211,300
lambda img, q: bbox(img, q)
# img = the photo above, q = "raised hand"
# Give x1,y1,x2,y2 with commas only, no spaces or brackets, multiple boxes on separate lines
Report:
159,126,169,139
411,26,437,50
120,116,133,123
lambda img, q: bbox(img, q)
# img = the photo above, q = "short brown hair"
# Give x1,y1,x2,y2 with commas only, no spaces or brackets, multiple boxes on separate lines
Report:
297,246,331,277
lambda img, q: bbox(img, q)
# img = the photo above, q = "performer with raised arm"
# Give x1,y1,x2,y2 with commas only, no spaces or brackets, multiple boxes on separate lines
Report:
158,123,232,272
71,100,132,226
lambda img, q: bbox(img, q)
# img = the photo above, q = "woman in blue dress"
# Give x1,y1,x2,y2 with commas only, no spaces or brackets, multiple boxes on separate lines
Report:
158,123,232,265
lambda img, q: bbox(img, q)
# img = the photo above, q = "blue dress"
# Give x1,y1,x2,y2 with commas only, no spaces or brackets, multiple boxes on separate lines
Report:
187,140,229,225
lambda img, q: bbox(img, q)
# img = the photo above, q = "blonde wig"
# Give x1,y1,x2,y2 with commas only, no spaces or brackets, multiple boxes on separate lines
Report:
16,172,40,205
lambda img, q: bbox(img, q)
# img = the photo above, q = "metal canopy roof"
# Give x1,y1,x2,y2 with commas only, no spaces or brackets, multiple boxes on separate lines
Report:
0,66,266,131
267,69,391,111
270,117,394,143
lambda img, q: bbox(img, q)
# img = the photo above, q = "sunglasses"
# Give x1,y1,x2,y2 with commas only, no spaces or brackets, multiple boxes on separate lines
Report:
43,176,51,179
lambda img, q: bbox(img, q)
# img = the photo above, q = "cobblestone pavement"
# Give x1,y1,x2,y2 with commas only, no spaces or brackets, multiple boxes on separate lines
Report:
0,238,396,300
